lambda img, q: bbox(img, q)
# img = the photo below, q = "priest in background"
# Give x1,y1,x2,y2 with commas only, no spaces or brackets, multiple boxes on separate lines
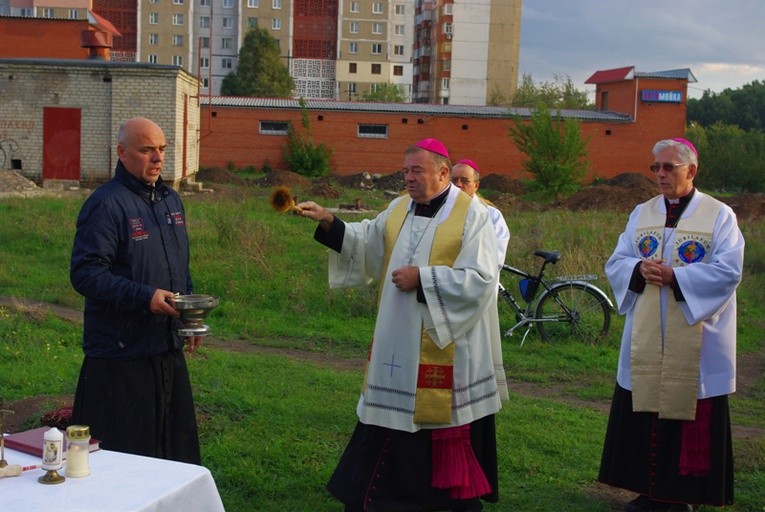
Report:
599,138,745,512
297,138,508,512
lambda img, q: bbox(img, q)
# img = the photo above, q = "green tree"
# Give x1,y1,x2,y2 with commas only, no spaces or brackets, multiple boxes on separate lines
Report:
361,83,406,102
283,98,332,178
511,74,592,109
685,122,765,193
220,27,293,97
687,80,765,132
508,105,591,200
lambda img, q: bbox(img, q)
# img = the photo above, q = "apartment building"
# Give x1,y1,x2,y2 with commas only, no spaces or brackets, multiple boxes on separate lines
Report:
413,0,521,105
1,0,519,104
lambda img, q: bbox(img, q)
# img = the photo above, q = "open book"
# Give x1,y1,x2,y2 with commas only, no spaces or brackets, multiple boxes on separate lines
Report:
3,427,100,458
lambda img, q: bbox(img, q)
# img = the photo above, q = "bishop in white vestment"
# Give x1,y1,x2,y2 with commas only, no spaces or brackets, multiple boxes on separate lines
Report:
598,138,744,512
298,139,508,512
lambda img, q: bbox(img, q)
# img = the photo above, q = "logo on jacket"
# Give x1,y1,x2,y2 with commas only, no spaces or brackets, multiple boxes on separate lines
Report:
129,217,149,241
170,211,185,226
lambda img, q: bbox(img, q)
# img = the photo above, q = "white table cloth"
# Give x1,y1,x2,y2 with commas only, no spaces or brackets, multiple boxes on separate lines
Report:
0,446,225,511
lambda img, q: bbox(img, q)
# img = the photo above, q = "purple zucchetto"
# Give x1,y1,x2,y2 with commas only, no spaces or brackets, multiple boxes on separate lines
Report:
456,159,480,173
414,138,450,159
672,137,698,157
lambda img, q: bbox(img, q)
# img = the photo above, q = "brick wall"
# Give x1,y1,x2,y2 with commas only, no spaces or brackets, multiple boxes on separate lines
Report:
199,77,688,182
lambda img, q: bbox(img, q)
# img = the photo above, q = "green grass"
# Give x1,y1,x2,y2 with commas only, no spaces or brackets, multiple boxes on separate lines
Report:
1,184,763,512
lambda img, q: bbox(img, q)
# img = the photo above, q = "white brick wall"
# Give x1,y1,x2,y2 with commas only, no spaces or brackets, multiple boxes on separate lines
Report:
0,59,200,189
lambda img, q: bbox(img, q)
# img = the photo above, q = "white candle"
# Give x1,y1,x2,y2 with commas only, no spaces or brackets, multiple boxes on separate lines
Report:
65,443,90,478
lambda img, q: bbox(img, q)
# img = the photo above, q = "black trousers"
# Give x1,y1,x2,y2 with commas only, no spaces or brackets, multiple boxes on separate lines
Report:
71,350,201,464
327,415,498,512
598,384,733,506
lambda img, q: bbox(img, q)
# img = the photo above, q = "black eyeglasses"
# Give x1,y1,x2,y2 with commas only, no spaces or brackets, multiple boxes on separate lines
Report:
650,162,687,173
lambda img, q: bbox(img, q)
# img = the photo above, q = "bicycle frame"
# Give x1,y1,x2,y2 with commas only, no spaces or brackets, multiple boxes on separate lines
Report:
498,251,614,345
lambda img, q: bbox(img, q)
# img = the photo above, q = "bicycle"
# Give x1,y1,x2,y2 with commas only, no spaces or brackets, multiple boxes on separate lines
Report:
498,250,614,345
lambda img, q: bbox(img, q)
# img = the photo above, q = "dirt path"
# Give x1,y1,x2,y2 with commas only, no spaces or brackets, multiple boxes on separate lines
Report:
2,296,762,439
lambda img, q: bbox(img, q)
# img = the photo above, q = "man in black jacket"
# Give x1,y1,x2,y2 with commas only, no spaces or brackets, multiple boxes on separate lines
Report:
70,117,201,464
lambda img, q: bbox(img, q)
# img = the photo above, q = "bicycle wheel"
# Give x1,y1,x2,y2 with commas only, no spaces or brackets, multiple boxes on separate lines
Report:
534,282,611,343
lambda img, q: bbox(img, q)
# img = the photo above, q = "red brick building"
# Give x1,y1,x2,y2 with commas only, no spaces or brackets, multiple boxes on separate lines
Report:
199,67,695,181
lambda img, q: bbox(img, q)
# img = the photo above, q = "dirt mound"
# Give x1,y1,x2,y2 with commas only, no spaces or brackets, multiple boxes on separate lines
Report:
491,193,543,214
196,167,248,185
306,176,342,199
721,193,765,222
480,174,525,195
374,171,406,191
254,170,311,189
557,184,655,213
0,170,39,195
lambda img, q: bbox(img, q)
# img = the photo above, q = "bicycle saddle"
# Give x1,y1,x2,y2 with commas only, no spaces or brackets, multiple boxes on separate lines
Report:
534,250,561,263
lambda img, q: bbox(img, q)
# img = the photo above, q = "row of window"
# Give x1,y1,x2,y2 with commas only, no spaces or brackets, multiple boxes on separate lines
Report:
348,21,407,35
17,8,80,18
199,15,279,30
260,121,389,139
348,63,404,76
184,0,281,7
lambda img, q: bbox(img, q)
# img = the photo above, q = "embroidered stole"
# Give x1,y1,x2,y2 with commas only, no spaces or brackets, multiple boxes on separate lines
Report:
375,192,471,424
630,194,721,420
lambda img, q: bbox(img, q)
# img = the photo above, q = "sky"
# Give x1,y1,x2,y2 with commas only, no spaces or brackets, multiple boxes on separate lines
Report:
519,0,765,100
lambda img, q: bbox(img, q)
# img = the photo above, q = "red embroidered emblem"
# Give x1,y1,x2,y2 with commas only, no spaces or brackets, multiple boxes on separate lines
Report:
417,364,453,389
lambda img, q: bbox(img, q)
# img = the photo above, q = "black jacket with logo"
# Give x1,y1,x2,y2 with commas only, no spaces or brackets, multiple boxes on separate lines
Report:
70,161,193,358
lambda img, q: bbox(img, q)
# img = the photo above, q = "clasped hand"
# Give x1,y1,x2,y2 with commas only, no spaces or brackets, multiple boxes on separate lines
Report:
640,259,674,287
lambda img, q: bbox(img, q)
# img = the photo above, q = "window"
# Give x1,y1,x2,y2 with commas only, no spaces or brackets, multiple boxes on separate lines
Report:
69,9,78,19
350,1,359,13
394,45,404,56
149,0,158,3
349,42,358,54
372,22,383,34
444,23,453,34
394,24,404,35
348,82,357,94
148,54,158,64
222,17,233,28
272,0,281,8
371,44,382,55
41,8,53,17
200,16,210,28
248,17,258,28
150,33,159,45
20,7,32,16
248,0,259,7
393,65,403,76
172,35,184,46
395,4,405,15
444,4,453,15
358,124,388,139
372,2,382,14
260,121,290,135
371,63,381,74
221,37,233,49
173,55,183,66
173,0,184,4
201,77,209,89
149,12,159,24
272,18,281,30
349,63,357,74
200,57,209,69
200,37,210,48
172,13,184,25
441,78,450,90
200,0,210,6
223,0,233,7
349,21,358,33
222,58,233,69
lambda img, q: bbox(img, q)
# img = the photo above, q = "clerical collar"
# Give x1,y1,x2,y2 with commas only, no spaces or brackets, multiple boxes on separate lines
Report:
664,188,695,228
414,186,450,217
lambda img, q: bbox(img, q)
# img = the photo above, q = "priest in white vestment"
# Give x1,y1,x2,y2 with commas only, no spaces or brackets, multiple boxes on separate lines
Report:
297,138,508,512
598,138,744,512
450,159,510,267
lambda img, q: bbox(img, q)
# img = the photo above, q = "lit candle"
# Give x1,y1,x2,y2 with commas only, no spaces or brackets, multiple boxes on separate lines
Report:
65,425,91,478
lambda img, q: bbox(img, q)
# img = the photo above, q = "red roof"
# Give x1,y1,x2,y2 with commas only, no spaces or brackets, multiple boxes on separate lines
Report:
87,10,122,37
584,66,635,84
